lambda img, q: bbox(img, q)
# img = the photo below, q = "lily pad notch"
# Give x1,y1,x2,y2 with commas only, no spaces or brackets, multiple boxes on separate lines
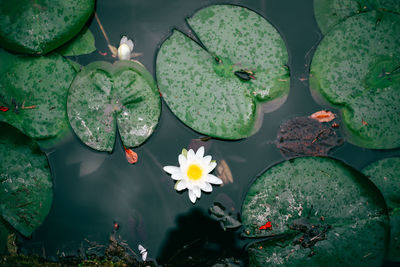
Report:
67,60,161,152
156,4,290,140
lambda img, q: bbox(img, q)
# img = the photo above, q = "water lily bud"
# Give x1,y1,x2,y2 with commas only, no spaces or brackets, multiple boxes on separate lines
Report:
118,36,134,60
118,43,131,60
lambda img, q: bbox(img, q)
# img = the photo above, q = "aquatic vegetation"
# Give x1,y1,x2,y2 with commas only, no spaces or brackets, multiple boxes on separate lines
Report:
0,49,76,148
0,123,53,239
163,146,222,203
310,11,400,149
241,157,389,266
57,27,96,56
117,36,134,60
276,116,343,158
314,0,400,34
156,4,289,139
0,0,94,54
67,60,160,152
362,157,400,261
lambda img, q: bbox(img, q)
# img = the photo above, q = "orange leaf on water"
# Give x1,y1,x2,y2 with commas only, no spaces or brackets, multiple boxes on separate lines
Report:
124,146,138,164
309,110,336,123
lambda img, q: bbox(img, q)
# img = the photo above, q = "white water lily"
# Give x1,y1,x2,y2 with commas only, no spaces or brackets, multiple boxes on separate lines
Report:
117,36,134,60
163,146,223,203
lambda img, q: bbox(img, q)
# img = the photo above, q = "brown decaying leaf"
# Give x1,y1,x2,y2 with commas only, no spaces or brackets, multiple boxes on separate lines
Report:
217,159,233,186
309,110,336,123
124,146,138,164
276,116,343,158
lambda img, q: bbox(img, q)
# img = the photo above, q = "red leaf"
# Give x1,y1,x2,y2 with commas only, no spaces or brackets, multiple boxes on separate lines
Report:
0,106,9,112
309,110,335,123
259,221,272,230
124,146,138,164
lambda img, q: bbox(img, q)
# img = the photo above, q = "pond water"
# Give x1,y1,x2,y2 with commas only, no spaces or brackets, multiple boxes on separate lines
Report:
18,0,400,265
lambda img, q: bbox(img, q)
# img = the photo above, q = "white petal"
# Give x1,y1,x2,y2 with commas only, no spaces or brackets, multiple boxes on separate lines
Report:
142,251,147,261
206,174,223,185
126,39,134,51
202,155,212,165
118,44,131,60
195,146,204,158
201,182,213,192
163,166,180,174
171,172,183,180
187,149,195,160
186,180,194,190
175,180,187,191
138,244,145,252
178,154,187,167
188,190,197,203
120,36,128,46
206,161,217,173
193,186,201,198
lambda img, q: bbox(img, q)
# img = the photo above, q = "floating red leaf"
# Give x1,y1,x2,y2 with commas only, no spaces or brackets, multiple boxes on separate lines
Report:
309,110,336,122
124,146,138,164
0,106,9,112
259,221,272,230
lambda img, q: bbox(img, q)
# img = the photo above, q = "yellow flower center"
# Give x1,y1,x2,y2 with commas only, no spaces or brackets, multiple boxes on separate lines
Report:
187,164,203,180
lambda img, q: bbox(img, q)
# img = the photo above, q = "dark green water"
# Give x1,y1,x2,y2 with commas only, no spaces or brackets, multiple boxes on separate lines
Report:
19,0,400,265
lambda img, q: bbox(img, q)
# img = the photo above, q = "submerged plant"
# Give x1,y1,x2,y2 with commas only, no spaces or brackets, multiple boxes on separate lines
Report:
163,146,222,203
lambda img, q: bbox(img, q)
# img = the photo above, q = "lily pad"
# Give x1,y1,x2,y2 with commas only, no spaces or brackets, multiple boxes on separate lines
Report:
309,11,400,149
58,27,96,57
0,220,10,254
156,4,289,139
0,49,76,147
314,0,400,34
241,157,389,266
0,123,53,237
362,157,400,261
0,0,94,55
67,60,161,152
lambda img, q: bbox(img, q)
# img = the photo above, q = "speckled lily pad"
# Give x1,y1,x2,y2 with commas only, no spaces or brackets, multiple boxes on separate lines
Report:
0,123,53,237
362,157,400,261
241,157,388,266
67,60,161,152
314,0,400,34
309,11,400,149
0,49,76,147
58,27,96,57
0,0,94,55
0,220,10,254
156,4,289,139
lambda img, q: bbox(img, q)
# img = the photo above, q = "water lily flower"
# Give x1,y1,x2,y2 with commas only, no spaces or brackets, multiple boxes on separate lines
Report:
117,36,134,60
163,146,222,203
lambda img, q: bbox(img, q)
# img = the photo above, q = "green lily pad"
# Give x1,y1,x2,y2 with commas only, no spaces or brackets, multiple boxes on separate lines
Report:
0,49,76,147
0,0,94,55
241,157,389,266
314,0,400,34
0,123,53,237
67,60,161,152
58,27,96,57
309,11,400,149
0,220,11,254
156,4,289,139
362,157,400,261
